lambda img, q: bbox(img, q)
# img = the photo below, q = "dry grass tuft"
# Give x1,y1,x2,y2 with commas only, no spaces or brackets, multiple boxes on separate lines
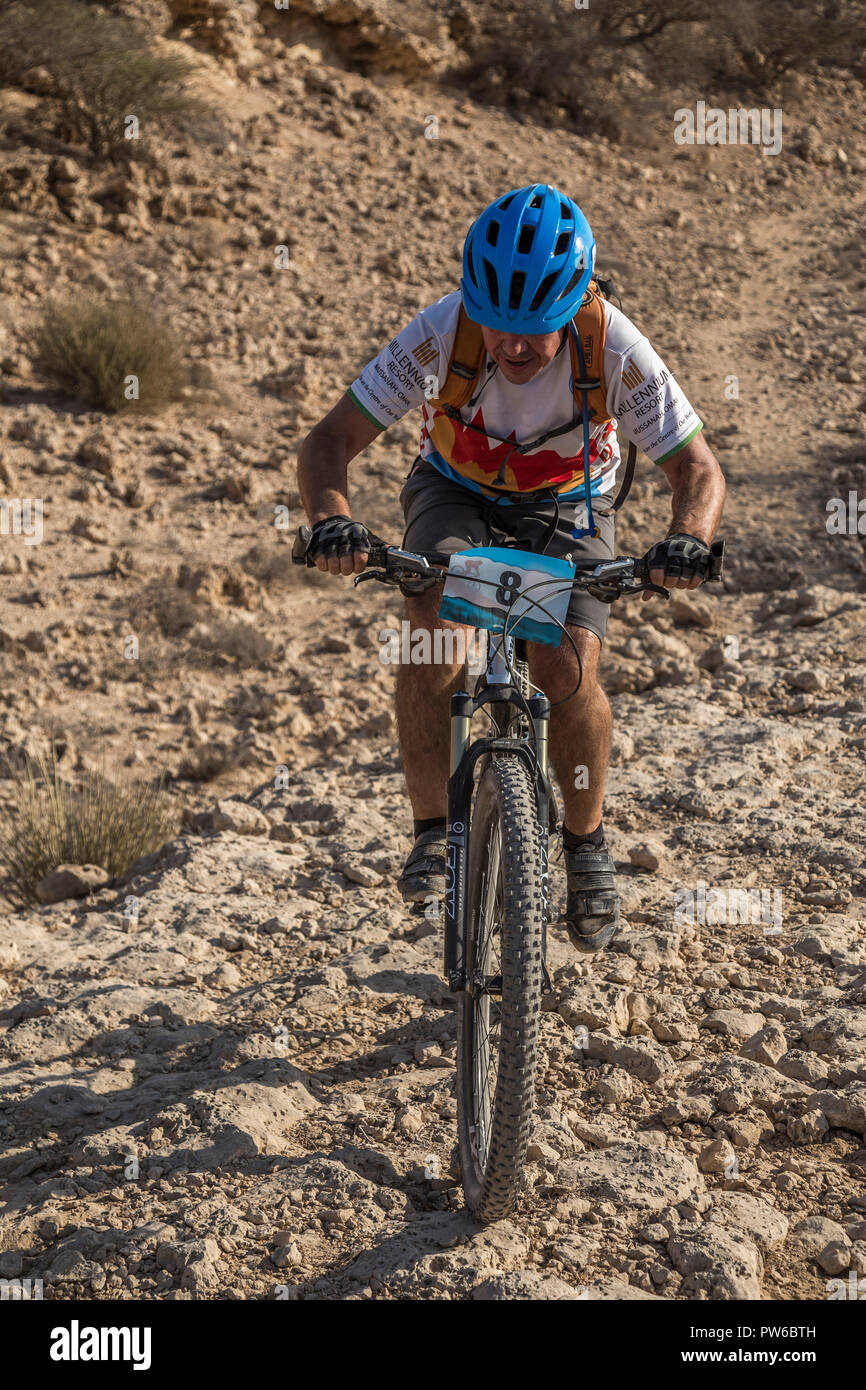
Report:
0,748,178,903
0,0,202,161
34,295,188,413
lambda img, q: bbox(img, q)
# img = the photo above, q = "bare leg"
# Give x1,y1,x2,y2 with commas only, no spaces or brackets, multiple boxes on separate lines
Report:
394,590,475,819
526,626,610,835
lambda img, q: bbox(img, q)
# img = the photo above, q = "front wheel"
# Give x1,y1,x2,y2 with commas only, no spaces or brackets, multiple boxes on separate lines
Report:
456,755,545,1222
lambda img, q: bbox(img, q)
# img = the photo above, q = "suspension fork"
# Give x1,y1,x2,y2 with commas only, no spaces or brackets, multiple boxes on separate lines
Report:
445,692,473,992
528,692,551,909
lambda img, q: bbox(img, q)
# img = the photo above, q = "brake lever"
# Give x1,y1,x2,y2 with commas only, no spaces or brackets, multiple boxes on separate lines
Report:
353,570,387,587
587,577,669,603
292,524,314,567
706,537,725,582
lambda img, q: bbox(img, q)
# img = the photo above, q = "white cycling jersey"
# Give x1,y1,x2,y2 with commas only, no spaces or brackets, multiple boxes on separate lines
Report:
347,291,703,500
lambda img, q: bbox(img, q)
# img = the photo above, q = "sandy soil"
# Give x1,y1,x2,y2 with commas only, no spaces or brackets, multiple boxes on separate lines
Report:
0,0,864,1301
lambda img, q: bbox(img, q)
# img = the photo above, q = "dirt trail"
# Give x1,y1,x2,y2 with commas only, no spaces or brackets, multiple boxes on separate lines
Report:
0,6,865,1301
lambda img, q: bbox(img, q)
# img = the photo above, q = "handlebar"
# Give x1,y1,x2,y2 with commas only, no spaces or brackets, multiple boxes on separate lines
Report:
292,525,725,602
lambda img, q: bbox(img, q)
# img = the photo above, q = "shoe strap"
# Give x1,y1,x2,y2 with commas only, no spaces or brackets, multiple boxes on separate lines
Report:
565,847,614,874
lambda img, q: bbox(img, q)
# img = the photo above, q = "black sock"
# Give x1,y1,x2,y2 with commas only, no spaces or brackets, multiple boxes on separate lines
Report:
563,821,605,851
414,816,447,839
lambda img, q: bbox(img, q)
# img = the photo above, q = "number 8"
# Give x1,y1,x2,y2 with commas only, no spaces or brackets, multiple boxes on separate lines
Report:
496,570,522,606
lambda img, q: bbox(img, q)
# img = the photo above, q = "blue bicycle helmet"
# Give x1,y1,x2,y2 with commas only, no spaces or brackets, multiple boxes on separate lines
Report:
460,184,596,335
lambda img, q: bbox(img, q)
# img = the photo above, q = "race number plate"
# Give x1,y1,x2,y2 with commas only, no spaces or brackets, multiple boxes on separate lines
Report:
439,548,574,646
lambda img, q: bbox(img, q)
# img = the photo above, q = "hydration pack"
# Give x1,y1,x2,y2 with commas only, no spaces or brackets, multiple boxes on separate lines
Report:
428,276,636,514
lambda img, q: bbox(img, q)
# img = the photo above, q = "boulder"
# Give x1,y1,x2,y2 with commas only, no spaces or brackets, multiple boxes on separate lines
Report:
35,864,110,904
669,1225,763,1299
558,1141,704,1218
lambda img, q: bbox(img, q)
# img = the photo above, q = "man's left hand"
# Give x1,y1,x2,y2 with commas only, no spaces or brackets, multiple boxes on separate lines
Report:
642,532,711,600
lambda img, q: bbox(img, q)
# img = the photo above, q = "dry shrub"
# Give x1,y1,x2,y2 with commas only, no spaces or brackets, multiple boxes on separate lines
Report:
114,633,176,686
34,295,188,413
681,0,866,90
459,3,624,142
0,0,201,162
0,748,178,903
459,0,866,141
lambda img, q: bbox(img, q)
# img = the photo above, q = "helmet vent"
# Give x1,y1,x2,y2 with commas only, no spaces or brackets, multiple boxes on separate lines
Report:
509,271,526,310
554,231,572,256
560,201,573,219
517,226,535,255
498,193,515,211
556,268,584,301
529,271,557,313
483,259,500,308
529,193,543,209
486,221,499,247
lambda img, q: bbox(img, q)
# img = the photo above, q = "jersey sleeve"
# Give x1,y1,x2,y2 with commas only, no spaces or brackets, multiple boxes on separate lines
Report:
603,305,703,464
345,295,457,431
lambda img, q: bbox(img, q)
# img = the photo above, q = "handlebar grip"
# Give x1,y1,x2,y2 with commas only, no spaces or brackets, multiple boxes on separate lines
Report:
366,542,388,569
292,525,389,571
292,525,313,566
634,539,724,586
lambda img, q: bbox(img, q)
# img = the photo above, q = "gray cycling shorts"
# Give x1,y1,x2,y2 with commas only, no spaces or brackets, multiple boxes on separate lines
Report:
399,457,616,644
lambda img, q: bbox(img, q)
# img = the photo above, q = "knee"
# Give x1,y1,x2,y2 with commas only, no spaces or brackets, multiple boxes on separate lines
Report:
530,642,602,705
545,662,597,706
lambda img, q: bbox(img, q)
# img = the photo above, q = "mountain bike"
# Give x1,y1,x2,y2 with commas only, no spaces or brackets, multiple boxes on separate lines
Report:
293,528,725,1221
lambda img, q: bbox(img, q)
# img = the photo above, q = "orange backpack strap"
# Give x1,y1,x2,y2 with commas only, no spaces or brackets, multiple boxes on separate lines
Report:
428,304,486,410
569,280,610,424
432,288,611,417
571,277,637,513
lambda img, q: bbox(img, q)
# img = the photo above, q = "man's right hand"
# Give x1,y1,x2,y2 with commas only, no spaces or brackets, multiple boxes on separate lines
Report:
308,515,371,575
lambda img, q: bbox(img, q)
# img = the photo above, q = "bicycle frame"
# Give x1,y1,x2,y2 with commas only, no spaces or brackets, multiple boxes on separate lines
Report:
444,630,553,993
293,523,723,1003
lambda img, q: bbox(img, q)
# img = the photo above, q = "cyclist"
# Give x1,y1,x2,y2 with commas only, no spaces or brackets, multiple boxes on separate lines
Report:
297,183,725,954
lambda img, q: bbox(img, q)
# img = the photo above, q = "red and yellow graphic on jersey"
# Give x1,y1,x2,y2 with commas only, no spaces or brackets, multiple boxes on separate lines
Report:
421,404,616,497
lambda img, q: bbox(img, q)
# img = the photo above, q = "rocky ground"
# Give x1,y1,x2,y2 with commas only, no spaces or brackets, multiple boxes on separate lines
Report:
0,1,864,1300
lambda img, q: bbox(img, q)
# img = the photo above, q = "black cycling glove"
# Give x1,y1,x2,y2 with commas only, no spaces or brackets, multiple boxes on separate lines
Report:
308,515,371,561
644,532,711,584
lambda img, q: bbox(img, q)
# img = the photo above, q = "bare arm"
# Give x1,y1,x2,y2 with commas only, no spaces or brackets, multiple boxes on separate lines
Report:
297,395,383,574
660,432,725,544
